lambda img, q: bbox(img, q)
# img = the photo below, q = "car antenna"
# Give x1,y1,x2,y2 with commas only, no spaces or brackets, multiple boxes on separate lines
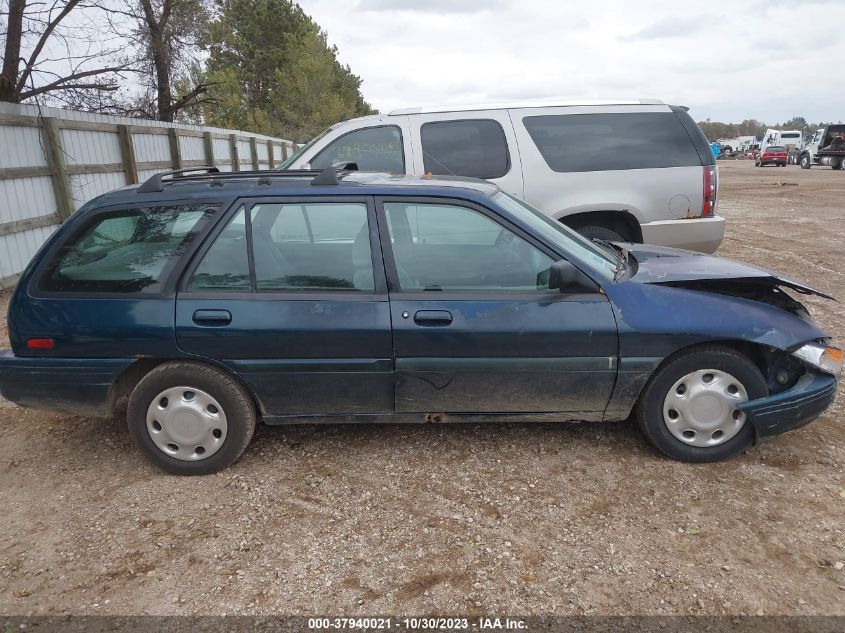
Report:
311,167,340,186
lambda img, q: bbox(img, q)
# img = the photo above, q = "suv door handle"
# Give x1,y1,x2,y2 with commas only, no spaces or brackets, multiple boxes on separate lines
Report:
192,309,232,326
413,310,452,326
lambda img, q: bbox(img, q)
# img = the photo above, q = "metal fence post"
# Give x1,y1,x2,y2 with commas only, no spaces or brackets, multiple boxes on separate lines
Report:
267,140,275,169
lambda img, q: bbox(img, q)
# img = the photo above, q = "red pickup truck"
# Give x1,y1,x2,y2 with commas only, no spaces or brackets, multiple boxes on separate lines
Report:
756,145,788,167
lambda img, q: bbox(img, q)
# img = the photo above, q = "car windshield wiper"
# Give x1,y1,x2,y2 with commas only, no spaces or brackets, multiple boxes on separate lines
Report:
590,238,630,279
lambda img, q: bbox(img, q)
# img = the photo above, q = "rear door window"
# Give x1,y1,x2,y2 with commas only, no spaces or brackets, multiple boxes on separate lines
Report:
188,202,375,293
310,126,404,173
41,204,214,293
522,112,702,172
420,119,510,179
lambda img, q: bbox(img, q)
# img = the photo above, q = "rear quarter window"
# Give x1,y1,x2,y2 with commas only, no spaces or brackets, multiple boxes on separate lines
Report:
40,203,216,294
522,112,703,172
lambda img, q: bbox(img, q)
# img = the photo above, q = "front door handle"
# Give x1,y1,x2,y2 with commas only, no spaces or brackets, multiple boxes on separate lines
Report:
413,310,453,326
192,309,232,326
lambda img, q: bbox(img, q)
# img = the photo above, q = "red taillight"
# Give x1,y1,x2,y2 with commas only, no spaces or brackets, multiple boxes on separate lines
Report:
702,165,717,217
26,338,55,350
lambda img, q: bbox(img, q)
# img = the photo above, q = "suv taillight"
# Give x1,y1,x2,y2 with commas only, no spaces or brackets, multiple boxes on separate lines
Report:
702,165,717,217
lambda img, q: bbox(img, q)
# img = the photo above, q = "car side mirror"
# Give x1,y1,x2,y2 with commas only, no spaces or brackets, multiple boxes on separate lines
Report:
548,259,584,291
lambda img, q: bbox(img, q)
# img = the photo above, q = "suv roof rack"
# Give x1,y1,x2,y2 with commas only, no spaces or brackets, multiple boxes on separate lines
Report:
136,167,332,193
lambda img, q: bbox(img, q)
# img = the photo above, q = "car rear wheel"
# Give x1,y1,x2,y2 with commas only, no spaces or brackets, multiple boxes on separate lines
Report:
577,225,626,242
635,346,767,462
127,362,256,475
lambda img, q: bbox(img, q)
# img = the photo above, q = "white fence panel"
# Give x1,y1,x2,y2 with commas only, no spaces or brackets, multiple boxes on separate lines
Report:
180,135,205,161
61,129,122,165
0,177,57,224
0,125,47,168
0,101,295,288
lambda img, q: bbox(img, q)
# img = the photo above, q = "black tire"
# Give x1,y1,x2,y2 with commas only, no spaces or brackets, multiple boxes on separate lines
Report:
577,225,626,242
635,346,767,463
127,361,257,475
800,154,811,169
833,161,842,171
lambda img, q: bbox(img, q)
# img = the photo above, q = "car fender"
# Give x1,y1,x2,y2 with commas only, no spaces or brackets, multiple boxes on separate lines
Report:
600,281,827,420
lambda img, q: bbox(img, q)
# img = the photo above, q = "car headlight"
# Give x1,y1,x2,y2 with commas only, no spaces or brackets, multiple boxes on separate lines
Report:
792,343,843,375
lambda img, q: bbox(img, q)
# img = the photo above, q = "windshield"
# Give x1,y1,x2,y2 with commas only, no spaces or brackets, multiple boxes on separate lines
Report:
765,146,785,152
491,192,619,278
278,128,330,169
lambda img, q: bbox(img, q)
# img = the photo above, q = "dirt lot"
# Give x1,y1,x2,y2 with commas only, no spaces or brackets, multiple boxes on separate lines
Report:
0,160,844,617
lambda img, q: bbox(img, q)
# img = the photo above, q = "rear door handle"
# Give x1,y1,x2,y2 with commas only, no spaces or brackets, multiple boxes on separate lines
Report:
192,309,232,326
413,310,453,326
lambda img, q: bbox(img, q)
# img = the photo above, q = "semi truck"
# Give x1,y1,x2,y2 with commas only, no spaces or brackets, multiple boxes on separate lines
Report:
762,129,802,152
798,125,845,169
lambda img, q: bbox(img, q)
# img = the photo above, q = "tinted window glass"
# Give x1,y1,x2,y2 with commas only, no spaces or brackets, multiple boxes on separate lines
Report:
252,202,374,291
765,146,785,151
421,119,509,179
42,204,212,293
310,126,404,173
189,208,250,291
523,112,702,172
384,202,553,292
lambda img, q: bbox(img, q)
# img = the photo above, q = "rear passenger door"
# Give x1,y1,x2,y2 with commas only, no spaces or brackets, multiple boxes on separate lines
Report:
410,112,524,197
175,197,394,419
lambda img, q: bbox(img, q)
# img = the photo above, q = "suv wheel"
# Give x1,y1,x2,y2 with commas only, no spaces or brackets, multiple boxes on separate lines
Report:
635,346,767,463
800,154,811,169
127,362,257,475
577,225,626,242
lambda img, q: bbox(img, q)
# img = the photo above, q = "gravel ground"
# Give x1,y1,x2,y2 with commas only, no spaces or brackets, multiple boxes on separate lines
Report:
0,160,843,617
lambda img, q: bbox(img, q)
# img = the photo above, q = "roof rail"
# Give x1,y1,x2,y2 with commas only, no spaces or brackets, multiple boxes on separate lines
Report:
310,167,340,186
136,167,326,193
136,167,220,193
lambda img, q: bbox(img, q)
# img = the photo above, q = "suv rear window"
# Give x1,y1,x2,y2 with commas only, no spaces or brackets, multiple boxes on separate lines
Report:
40,204,214,293
522,112,702,172
421,119,510,179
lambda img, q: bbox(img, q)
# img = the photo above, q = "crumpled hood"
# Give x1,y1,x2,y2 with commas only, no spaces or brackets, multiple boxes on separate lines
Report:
626,244,836,301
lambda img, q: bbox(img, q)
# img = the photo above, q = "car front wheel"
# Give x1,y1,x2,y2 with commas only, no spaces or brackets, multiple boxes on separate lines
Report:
127,361,257,475
635,346,767,462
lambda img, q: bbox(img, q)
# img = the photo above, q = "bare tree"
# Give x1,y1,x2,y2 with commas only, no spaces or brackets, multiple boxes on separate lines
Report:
0,0,130,104
107,0,212,121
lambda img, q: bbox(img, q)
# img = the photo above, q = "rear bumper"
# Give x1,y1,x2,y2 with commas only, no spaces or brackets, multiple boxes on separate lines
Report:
0,350,131,416
738,371,838,441
639,216,725,254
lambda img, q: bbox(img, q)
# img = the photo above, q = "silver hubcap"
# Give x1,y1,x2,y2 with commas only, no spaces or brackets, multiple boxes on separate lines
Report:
146,386,227,461
662,369,749,447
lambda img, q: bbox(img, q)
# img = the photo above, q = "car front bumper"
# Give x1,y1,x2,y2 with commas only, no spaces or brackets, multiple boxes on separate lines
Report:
639,216,725,254
737,371,838,441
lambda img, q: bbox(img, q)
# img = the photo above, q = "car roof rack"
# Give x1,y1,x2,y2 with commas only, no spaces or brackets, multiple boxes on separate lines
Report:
136,167,332,193
136,167,221,193
310,166,340,186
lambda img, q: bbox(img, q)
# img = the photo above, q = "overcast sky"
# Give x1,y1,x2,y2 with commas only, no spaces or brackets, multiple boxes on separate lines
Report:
297,0,845,124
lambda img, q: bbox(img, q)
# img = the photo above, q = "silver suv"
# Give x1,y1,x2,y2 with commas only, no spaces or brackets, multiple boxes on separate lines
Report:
281,99,724,253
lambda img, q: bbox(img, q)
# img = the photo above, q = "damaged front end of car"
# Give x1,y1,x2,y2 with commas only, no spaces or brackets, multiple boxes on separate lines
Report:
604,245,840,441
